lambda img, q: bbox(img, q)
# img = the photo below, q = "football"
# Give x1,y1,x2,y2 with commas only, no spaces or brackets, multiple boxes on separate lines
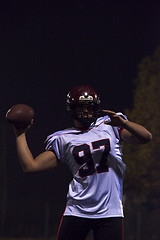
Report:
6,104,34,128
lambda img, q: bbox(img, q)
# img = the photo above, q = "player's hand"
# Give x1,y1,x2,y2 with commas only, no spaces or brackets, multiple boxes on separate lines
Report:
13,119,34,137
102,110,127,127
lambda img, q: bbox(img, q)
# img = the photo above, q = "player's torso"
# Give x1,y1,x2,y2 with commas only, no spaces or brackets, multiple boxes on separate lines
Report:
45,116,127,218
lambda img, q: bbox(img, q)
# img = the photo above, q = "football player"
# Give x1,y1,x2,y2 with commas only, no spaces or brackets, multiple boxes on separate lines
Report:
13,85,152,240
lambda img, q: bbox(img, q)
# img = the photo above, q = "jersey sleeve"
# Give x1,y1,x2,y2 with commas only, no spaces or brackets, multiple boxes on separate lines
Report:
44,134,63,161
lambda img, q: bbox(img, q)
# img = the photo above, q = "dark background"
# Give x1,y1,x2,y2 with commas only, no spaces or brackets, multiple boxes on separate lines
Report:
0,0,160,237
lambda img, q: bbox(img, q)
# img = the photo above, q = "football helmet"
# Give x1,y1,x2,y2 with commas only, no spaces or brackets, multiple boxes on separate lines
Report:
66,85,101,127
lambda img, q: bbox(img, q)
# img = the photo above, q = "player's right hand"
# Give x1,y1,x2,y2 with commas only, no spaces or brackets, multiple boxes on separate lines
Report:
13,119,34,137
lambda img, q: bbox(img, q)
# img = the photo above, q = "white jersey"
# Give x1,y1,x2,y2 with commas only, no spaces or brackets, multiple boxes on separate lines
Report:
45,114,127,219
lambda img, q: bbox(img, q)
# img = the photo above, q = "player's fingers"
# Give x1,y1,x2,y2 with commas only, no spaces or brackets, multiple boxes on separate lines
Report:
102,110,116,116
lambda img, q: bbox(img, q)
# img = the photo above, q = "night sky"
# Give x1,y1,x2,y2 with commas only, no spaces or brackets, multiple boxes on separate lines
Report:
0,1,160,201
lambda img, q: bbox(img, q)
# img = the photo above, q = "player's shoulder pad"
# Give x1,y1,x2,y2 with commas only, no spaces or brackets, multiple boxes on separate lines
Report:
45,128,80,143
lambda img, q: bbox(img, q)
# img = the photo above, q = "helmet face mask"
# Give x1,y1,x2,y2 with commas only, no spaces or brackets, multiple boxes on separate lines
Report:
75,103,94,119
66,85,101,128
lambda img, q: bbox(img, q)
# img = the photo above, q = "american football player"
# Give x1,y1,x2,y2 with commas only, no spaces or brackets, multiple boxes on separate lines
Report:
13,85,152,240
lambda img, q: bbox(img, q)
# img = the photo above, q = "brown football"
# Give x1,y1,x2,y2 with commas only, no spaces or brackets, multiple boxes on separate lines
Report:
6,104,34,128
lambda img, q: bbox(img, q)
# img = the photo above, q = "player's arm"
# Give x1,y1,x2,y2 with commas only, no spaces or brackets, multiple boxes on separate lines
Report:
15,129,58,172
103,110,152,144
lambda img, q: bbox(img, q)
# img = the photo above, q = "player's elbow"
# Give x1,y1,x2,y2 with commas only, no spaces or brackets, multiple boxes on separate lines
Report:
142,132,152,144
135,130,152,144
22,165,36,173
21,162,38,173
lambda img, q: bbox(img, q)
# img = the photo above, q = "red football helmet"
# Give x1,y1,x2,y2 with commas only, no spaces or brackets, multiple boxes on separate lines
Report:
66,85,101,127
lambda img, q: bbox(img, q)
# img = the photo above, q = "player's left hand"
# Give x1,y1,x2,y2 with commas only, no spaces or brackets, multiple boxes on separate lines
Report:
102,110,127,127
